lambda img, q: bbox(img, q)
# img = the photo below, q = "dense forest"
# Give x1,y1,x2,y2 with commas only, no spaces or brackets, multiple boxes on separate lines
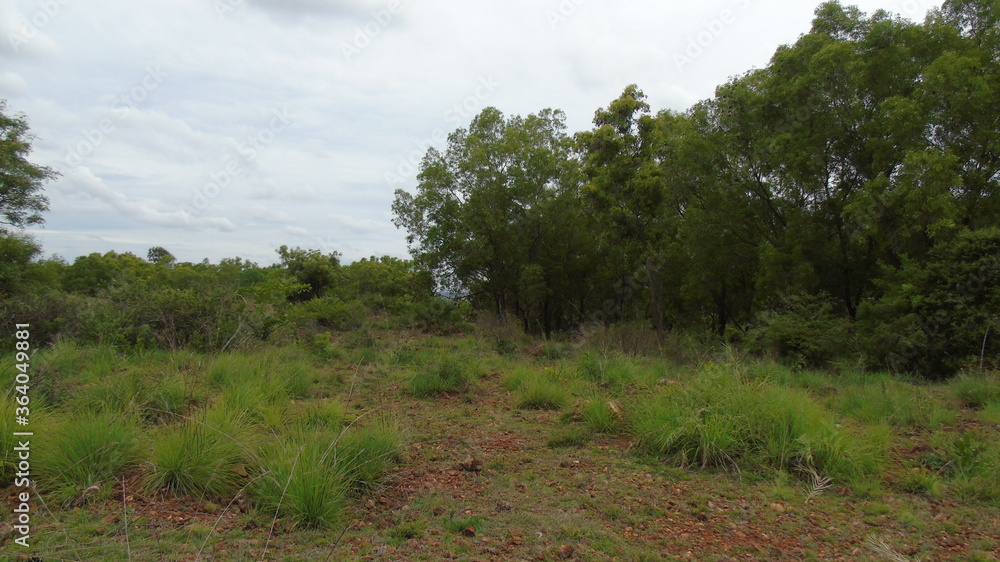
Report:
2,0,998,379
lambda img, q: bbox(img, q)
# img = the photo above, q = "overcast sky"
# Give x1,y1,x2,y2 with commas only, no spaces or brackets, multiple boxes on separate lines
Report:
2,0,939,265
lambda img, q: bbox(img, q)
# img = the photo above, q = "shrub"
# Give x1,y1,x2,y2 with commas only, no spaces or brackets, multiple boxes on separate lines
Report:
858,228,1000,378
288,297,367,331
745,293,853,368
409,297,472,334
35,412,143,505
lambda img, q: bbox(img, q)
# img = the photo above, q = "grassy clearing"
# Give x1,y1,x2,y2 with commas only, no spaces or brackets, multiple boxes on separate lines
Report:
8,333,1000,560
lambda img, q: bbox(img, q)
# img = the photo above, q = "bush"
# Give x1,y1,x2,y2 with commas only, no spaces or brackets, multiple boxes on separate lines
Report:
288,297,367,331
858,228,1000,378
745,293,853,368
409,297,472,334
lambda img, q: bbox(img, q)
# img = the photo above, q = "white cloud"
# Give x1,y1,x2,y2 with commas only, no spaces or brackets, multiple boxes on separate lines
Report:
61,167,238,231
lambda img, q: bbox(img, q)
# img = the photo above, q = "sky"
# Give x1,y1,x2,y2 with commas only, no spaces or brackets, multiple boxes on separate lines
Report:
2,0,940,266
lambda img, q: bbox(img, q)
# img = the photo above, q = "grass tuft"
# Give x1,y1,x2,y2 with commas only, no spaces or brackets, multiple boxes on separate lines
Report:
516,377,569,410
35,411,142,506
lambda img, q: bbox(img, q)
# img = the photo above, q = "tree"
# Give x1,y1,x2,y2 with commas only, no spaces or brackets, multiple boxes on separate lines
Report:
147,246,176,265
576,85,669,334
393,107,590,335
0,100,56,230
275,246,341,301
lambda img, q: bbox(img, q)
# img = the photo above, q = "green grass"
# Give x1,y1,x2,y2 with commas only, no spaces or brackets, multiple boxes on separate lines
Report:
144,406,250,499
834,380,956,428
952,373,1000,409
254,434,348,530
632,363,886,486
34,411,143,505
581,396,625,433
333,416,404,492
516,377,569,410
408,357,471,397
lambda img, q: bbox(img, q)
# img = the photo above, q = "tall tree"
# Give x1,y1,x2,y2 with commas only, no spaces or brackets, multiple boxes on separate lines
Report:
393,107,588,335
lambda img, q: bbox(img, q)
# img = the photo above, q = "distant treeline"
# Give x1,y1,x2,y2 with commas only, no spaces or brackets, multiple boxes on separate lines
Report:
392,0,999,377
0,241,466,352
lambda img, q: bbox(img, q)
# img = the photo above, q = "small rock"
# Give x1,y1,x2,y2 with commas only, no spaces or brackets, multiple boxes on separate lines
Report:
557,545,575,559
462,526,476,537
458,457,483,472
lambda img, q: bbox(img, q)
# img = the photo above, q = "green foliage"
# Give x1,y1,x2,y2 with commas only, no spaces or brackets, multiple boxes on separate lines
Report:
409,297,472,334
276,245,340,301
860,228,1000,378
409,357,472,397
0,100,55,229
288,297,366,331
746,293,853,368
35,412,142,505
